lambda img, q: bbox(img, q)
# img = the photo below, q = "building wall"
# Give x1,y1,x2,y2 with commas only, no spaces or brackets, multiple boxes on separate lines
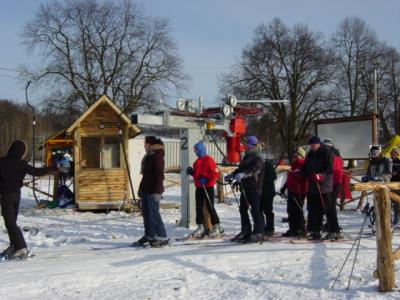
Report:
128,136,226,198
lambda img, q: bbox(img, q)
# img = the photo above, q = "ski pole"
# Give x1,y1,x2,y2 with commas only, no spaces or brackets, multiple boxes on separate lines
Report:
202,184,215,216
239,181,251,208
314,175,326,212
331,205,369,289
229,182,240,208
347,204,370,290
117,123,138,208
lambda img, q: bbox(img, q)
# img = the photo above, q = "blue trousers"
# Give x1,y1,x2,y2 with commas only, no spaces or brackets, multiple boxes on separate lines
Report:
140,193,167,239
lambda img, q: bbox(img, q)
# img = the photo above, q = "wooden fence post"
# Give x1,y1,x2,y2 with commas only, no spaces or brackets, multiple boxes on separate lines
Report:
373,186,395,292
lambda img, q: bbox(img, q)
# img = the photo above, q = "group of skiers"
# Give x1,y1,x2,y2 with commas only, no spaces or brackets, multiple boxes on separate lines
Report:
1,135,400,256
133,134,400,246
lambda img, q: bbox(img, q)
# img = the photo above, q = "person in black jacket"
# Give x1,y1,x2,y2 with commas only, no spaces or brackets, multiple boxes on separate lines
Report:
390,147,400,225
0,140,53,259
225,136,266,243
301,136,339,240
261,158,277,237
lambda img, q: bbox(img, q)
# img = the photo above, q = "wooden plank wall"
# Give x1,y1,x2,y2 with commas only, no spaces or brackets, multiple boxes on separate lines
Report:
80,104,121,137
78,169,125,201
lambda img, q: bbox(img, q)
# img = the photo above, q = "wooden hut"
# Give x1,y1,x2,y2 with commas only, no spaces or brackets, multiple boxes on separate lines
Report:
45,95,141,210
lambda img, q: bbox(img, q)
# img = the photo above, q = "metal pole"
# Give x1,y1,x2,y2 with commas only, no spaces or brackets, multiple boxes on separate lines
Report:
25,81,40,205
373,61,379,144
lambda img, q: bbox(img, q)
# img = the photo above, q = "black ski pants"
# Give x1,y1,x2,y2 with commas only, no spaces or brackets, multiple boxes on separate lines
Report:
287,192,306,232
0,193,27,251
307,192,340,233
239,188,265,235
261,194,274,232
195,186,220,225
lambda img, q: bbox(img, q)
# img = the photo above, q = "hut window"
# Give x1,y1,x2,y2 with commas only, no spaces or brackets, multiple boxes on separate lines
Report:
81,137,101,168
103,136,120,169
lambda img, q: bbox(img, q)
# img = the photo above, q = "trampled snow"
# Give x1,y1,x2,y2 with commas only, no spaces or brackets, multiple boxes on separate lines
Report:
0,179,399,299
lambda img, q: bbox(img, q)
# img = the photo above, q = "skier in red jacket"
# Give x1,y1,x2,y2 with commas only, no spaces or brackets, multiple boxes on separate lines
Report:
186,141,222,238
280,147,308,237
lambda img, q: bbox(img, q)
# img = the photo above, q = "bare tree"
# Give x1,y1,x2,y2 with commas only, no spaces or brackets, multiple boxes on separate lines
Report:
220,19,337,157
374,45,400,140
331,17,379,116
21,0,188,113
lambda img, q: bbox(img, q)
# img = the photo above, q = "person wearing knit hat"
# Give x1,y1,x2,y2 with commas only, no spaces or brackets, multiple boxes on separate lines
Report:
294,147,306,158
390,147,400,224
225,135,266,243
245,135,258,150
280,147,308,237
302,136,339,240
0,140,53,259
308,136,322,145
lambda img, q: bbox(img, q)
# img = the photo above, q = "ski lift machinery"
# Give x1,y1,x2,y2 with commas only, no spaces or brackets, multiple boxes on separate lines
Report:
131,96,288,227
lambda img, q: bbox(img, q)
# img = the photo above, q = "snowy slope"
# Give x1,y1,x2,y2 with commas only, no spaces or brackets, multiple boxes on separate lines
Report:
0,184,399,299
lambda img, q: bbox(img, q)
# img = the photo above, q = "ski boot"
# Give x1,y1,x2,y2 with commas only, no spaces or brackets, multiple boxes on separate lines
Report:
0,245,14,259
233,231,251,243
208,224,223,238
8,248,28,260
149,238,169,248
282,230,296,237
294,229,307,238
308,231,322,240
131,236,150,247
251,233,264,243
323,231,343,241
190,224,205,238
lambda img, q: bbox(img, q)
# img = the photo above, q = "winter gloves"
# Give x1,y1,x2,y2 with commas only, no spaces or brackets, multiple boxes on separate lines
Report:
199,177,208,185
313,173,325,182
224,172,246,183
186,167,208,185
186,166,194,176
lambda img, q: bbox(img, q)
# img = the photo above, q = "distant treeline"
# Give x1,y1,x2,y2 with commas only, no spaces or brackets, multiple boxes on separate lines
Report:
0,99,70,159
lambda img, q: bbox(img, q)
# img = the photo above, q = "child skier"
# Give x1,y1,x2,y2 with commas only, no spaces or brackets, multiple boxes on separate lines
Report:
186,141,223,238
280,147,307,237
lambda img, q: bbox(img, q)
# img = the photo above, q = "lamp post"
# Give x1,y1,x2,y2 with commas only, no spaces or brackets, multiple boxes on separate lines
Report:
373,59,379,144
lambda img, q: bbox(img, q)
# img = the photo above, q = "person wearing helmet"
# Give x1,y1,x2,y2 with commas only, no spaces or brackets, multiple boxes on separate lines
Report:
362,145,392,183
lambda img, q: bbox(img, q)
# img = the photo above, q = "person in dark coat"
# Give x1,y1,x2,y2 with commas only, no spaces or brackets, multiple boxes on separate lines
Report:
322,139,343,232
281,147,307,237
301,136,340,240
0,140,53,259
186,141,222,238
225,136,266,243
390,147,400,225
135,136,168,247
260,156,277,237
362,145,392,182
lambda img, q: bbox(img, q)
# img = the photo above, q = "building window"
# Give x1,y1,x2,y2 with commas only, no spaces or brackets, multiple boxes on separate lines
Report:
81,137,101,168
81,136,120,169
103,136,120,169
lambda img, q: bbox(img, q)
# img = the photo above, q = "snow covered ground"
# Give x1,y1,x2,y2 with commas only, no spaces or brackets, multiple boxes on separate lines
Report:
0,181,399,299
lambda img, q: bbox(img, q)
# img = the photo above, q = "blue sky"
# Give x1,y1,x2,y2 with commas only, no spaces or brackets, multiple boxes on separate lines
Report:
0,0,399,107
